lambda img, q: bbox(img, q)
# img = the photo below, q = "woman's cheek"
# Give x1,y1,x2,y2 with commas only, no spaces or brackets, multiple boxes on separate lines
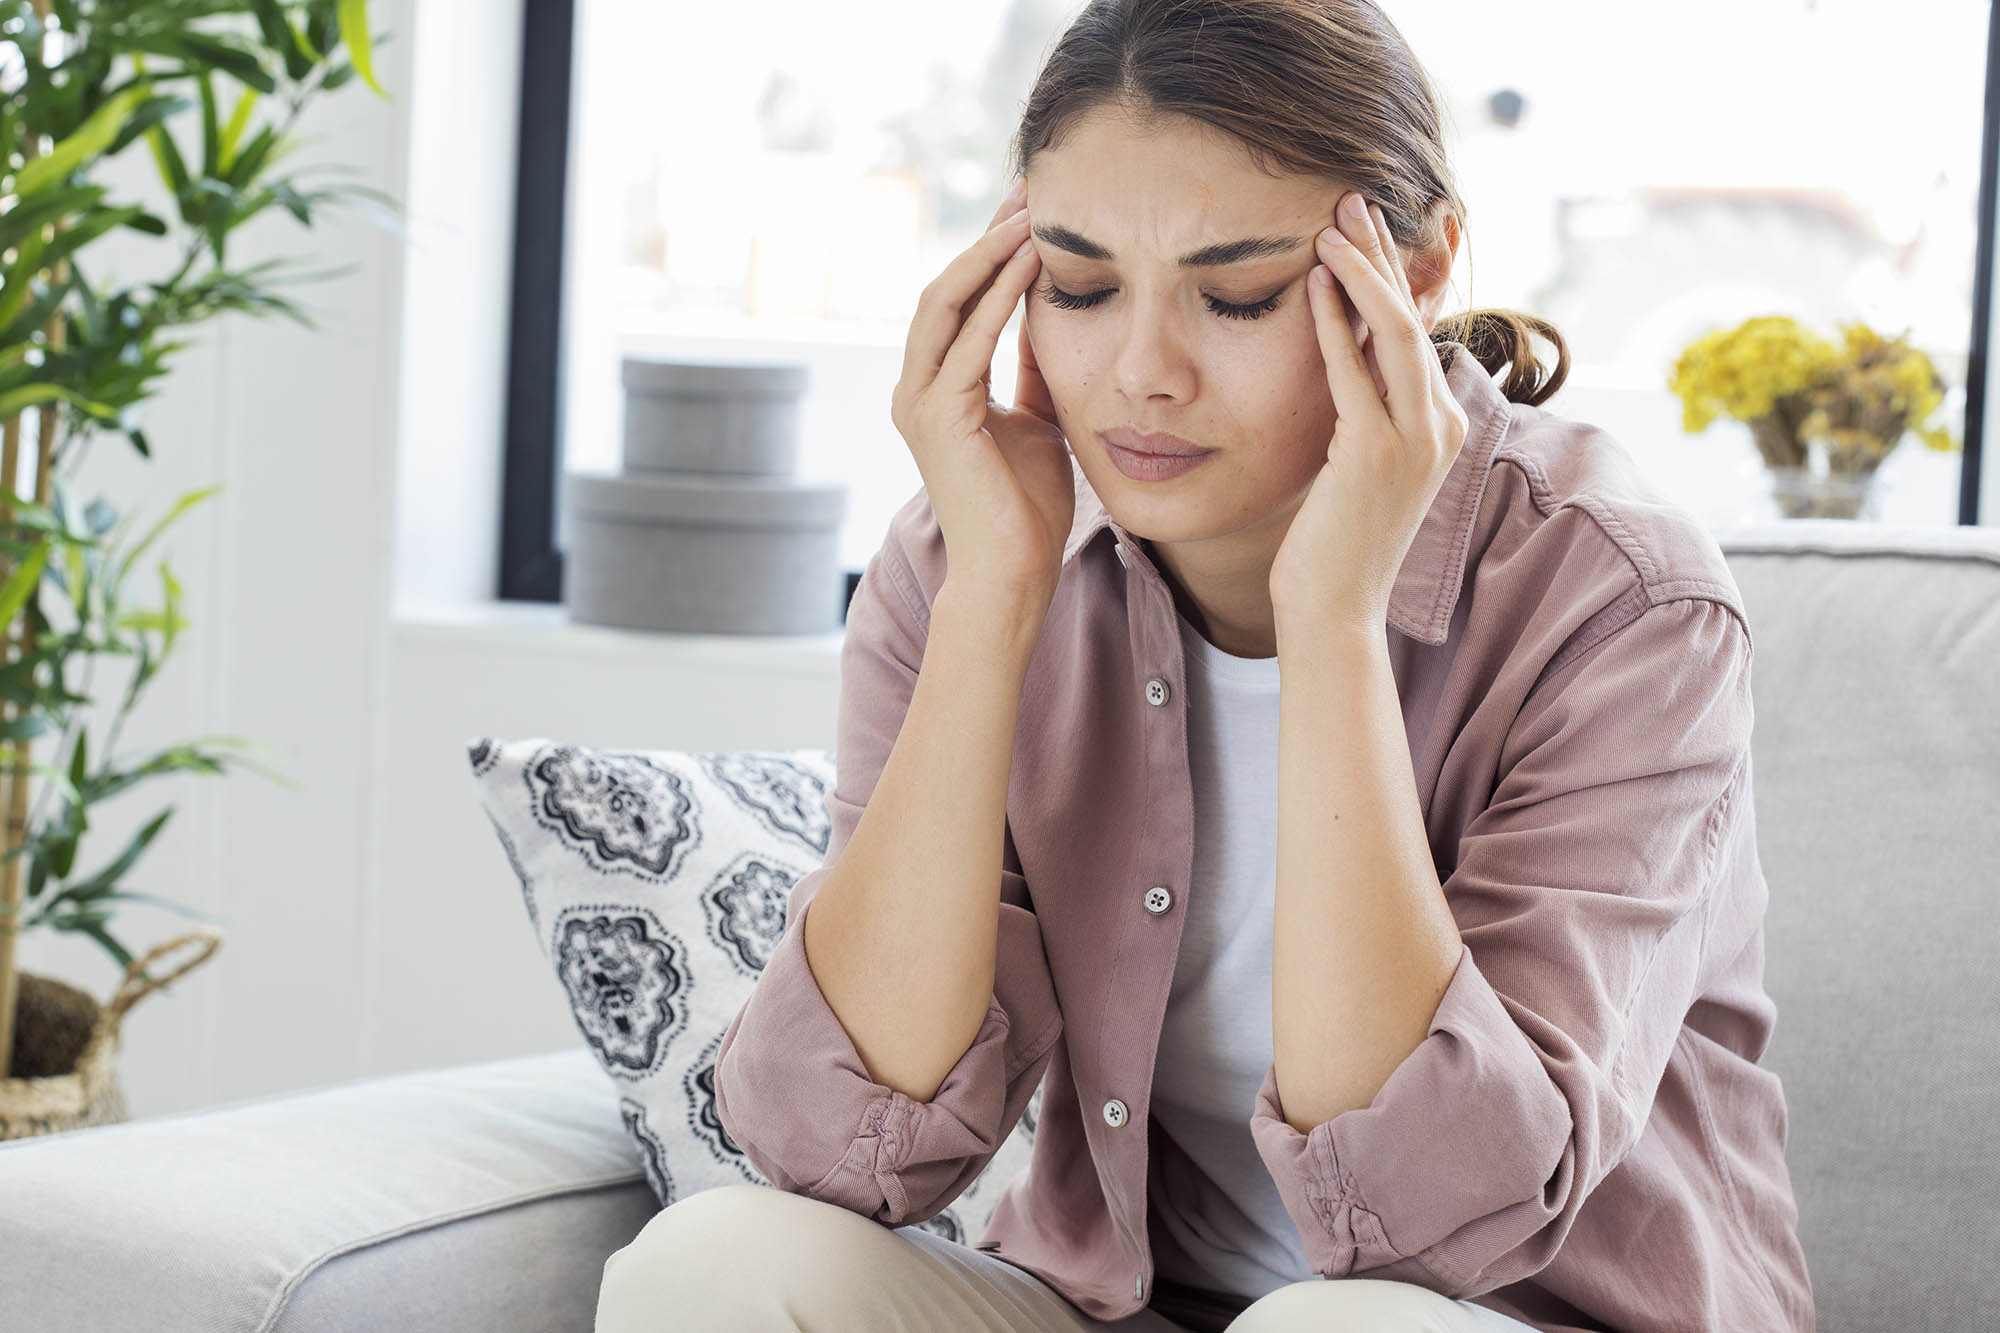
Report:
1026,309,1079,389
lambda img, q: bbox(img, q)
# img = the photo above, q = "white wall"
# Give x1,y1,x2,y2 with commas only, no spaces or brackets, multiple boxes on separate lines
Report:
14,0,846,1120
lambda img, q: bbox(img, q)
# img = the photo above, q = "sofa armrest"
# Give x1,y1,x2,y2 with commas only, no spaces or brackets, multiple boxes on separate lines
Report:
0,1047,658,1333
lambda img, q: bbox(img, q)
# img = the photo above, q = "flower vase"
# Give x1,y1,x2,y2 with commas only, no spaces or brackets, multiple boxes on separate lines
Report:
1765,464,1882,520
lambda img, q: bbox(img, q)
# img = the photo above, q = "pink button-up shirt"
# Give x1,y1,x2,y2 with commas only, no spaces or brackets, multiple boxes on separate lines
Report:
714,342,1815,1332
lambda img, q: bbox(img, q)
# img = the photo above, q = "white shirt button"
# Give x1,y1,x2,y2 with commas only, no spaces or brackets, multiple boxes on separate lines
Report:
1102,1098,1128,1128
1143,886,1172,914
1115,540,1134,569
1145,677,1170,707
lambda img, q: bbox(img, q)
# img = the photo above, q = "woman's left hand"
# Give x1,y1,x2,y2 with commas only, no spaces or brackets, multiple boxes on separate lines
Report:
1268,192,1470,635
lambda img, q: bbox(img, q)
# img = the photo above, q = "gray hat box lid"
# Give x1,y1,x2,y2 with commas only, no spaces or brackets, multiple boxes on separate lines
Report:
621,360,811,398
565,468,846,529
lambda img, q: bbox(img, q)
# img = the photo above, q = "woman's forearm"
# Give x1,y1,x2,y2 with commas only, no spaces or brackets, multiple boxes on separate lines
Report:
1271,616,1464,1131
802,579,1049,1105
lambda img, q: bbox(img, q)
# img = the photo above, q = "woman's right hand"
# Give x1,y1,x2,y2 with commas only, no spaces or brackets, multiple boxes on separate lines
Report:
890,179,1074,612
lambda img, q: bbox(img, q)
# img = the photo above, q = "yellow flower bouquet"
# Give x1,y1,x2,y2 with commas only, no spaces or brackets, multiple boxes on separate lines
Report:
1668,315,1960,518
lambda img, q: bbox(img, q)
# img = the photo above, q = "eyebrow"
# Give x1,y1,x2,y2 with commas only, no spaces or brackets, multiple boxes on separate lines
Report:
1029,223,1308,268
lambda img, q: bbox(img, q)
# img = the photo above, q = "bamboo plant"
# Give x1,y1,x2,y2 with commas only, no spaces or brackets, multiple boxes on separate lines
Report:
0,0,397,1079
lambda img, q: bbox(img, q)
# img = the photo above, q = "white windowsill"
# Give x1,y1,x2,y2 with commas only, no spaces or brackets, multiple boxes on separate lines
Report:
392,599,847,669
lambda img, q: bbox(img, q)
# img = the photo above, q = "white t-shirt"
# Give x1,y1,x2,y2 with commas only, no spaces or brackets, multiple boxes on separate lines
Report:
1145,607,1316,1301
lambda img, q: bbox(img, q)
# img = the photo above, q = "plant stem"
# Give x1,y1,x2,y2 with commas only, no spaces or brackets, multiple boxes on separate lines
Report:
0,0,62,1077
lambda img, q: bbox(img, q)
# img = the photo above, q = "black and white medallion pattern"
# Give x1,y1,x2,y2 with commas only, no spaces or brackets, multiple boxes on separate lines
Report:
467,738,1042,1244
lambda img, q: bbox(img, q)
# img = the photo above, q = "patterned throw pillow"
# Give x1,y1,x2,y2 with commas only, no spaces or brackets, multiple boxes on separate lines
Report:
464,737,1040,1245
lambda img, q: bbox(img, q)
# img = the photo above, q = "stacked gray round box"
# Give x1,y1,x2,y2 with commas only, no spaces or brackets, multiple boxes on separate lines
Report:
563,359,848,634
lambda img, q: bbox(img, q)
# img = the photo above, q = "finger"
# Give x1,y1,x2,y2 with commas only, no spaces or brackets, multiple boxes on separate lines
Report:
1337,193,1398,293
902,209,1033,388
1316,225,1427,413
967,181,1033,349
1367,202,1417,308
1307,261,1387,431
936,235,1042,402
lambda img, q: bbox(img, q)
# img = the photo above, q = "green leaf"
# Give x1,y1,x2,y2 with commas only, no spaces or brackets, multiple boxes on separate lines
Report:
48,828,78,880
68,720,87,796
105,92,194,160
0,230,51,331
111,609,176,632
26,842,49,901
64,806,173,898
198,69,221,183
0,182,108,254
0,383,63,420
71,919,137,974
116,485,223,590
0,713,51,741
305,1,336,61
220,86,260,167
1,273,71,350
160,562,184,655
0,499,61,532
29,204,152,283
135,32,277,97
29,761,83,816
10,85,151,197
56,888,226,925
222,124,283,190
0,541,49,631
44,906,113,932
146,122,190,202
337,0,388,99
251,0,318,83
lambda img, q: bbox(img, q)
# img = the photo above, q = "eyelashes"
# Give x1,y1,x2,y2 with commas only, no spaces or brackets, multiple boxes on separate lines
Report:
1035,281,1285,322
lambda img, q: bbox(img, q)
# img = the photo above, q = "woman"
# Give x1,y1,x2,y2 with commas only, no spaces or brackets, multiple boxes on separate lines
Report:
599,1,1815,1329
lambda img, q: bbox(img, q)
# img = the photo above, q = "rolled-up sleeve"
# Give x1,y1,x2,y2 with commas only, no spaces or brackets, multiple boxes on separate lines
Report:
714,530,1063,1227
1248,595,1756,1294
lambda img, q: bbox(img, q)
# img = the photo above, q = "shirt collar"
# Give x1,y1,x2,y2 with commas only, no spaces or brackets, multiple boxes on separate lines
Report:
1060,338,1515,647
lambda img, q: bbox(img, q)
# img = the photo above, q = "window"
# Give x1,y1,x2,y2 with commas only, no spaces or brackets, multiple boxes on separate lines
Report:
499,0,1993,606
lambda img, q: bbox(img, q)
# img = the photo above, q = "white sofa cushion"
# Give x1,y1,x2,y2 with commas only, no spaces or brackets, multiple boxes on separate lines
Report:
0,1047,656,1331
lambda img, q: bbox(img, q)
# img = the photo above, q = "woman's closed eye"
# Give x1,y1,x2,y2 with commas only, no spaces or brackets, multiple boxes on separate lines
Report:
1035,280,1285,322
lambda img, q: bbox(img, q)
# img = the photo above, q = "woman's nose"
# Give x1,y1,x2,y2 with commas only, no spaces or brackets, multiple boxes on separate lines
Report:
1113,324,1197,400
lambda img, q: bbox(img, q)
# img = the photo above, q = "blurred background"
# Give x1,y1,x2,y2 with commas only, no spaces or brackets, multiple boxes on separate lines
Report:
7,0,1993,1124
553,0,1988,577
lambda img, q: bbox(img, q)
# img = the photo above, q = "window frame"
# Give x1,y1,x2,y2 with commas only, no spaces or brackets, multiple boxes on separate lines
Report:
496,2,1991,608
495,0,573,603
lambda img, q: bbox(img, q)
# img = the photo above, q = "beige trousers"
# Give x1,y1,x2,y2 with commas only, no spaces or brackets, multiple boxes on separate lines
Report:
595,1184,1543,1332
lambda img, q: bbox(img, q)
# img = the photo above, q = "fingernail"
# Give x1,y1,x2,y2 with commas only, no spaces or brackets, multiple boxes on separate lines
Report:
1343,193,1367,221
1007,207,1029,226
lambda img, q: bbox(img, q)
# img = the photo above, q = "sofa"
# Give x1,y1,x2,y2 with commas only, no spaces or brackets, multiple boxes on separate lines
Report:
1,517,1994,1333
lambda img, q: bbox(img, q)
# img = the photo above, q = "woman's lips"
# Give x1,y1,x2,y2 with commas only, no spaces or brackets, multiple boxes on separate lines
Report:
1101,426,1208,456
1104,438,1216,482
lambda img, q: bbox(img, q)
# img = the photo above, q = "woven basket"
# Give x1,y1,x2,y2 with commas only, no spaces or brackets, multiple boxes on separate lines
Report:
0,928,223,1141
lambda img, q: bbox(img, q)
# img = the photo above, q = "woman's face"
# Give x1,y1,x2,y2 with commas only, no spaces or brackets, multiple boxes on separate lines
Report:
1021,103,1369,547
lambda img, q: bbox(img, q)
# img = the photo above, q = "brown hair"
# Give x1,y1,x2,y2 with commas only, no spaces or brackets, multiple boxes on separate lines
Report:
1007,0,1570,406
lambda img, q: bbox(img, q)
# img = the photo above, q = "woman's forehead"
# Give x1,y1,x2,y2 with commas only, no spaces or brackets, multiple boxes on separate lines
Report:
1024,173,1340,266
1026,113,1346,226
